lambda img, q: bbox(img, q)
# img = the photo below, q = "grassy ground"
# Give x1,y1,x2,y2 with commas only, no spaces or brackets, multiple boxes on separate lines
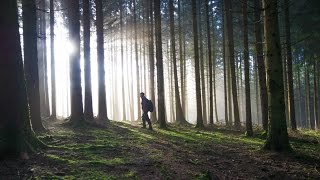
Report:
1,120,320,179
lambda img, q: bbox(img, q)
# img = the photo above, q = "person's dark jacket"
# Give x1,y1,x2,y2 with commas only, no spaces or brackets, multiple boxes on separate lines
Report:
141,96,148,112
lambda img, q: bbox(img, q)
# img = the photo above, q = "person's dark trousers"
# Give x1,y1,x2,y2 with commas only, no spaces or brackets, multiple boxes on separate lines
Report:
142,111,152,130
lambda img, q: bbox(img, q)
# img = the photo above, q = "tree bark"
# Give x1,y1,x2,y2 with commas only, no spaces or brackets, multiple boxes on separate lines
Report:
192,0,204,128
83,0,94,120
0,0,44,157
22,0,46,132
134,0,141,121
314,60,319,130
224,0,241,129
297,66,302,127
206,0,214,125
68,0,85,123
95,0,108,120
262,0,291,151
305,58,311,129
22,0,45,132
283,0,296,130
222,1,228,126
38,0,50,117
169,0,187,124
148,0,157,123
154,0,167,129
120,0,127,121
254,0,268,131
50,0,56,118
242,0,253,136
197,1,207,125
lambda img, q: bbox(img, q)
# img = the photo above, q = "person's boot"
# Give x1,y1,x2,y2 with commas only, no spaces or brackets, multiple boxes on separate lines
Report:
141,120,146,128
148,123,153,130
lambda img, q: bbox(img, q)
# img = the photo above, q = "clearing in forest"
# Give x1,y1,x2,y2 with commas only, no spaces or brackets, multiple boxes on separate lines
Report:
1,120,320,179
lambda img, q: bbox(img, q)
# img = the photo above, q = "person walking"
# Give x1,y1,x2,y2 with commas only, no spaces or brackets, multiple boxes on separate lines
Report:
140,92,153,130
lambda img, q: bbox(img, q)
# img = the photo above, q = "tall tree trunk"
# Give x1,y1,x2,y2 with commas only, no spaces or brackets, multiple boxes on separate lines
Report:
255,58,260,124
314,60,319,130
206,0,214,125
305,58,311,129
192,0,204,128
96,0,108,120
297,66,302,127
154,0,167,129
178,0,184,115
222,1,228,126
68,0,84,123
169,0,186,124
23,0,45,132
50,0,56,118
283,49,289,127
120,0,126,121
242,0,253,136
83,0,94,120
263,0,291,151
224,0,240,129
148,0,157,122
38,0,50,117
254,0,268,131
197,1,207,125
283,0,296,130
38,0,46,117
179,0,187,118
134,0,141,121
0,0,43,157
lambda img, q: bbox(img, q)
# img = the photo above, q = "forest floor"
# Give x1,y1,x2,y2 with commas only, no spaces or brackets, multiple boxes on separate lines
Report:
1,119,320,179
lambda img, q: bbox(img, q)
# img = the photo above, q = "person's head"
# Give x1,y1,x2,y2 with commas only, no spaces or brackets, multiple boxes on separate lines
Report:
140,92,145,98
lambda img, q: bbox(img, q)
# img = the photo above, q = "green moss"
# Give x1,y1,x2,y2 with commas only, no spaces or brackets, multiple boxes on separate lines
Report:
46,154,77,164
75,170,116,179
123,170,139,179
194,171,213,180
85,157,126,166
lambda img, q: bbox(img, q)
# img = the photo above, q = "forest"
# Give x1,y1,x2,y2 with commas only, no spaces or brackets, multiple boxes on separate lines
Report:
0,0,319,179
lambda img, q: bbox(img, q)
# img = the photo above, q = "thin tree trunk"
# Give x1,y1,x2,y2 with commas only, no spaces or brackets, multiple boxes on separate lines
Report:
225,0,240,129
96,0,108,120
134,0,141,121
38,0,47,117
254,0,268,131
39,0,50,117
255,58,259,124
23,0,45,132
50,0,56,118
178,0,185,115
284,0,296,130
305,58,311,129
242,0,253,136
314,60,319,130
169,0,186,124
283,50,289,127
83,0,94,120
206,0,214,125
297,66,302,127
120,0,127,121
154,0,167,128
198,1,207,125
222,1,228,126
192,0,204,128
148,0,157,122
